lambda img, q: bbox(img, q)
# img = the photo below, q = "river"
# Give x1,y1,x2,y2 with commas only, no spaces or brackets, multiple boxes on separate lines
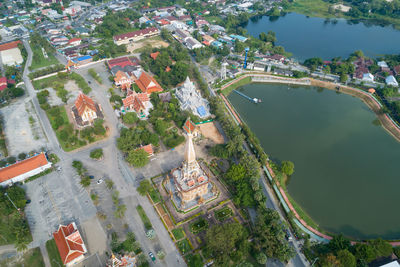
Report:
228,83,400,240
245,13,400,61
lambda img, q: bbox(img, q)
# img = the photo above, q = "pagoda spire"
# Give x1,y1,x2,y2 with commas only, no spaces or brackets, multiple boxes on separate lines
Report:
184,133,196,165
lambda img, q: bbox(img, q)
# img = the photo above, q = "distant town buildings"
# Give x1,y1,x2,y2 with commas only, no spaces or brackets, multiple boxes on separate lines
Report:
175,77,210,118
0,153,52,187
53,222,87,266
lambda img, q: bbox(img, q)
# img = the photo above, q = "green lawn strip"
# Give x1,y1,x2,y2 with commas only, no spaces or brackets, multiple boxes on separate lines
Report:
148,189,161,204
286,0,331,17
189,217,209,234
171,227,185,240
184,253,203,267
214,206,233,222
88,68,102,84
46,239,64,267
177,238,192,255
32,72,91,94
136,205,152,230
285,193,322,232
221,76,252,96
30,45,59,70
20,247,45,267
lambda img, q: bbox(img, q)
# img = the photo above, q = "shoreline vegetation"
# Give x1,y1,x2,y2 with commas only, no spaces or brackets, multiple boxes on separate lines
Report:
219,73,400,243
283,0,400,30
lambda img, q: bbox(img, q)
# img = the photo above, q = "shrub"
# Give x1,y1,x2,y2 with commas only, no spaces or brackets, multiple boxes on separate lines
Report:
90,148,103,159
18,153,27,160
123,112,138,125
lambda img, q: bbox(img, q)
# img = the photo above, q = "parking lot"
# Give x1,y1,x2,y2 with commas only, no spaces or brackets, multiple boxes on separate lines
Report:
0,97,47,157
23,167,97,247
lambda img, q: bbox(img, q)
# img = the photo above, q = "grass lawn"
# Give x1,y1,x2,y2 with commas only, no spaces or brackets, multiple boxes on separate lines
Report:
32,72,91,94
0,247,45,267
189,217,209,234
286,0,331,18
184,253,203,267
30,45,59,70
136,205,152,230
46,239,64,267
222,76,252,96
214,206,233,222
172,227,185,240
177,238,192,255
32,75,59,90
148,188,161,204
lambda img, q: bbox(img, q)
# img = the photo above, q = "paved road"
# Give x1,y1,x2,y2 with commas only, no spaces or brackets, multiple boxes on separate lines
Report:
20,46,184,266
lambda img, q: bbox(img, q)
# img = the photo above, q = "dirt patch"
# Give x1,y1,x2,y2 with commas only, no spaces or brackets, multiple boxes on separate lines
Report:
80,216,107,263
127,36,169,53
155,203,174,230
198,122,224,144
65,80,81,105
1,98,46,156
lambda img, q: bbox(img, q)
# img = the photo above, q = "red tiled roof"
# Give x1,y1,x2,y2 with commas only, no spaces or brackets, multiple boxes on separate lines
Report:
53,223,86,265
0,153,49,182
0,85,6,91
141,144,153,155
150,52,159,60
0,77,7,85
183,118,196,134
165,66,171,72
113,27,159,41
74,93,96,116
135,71,163,94
0,40,21,51
123,92,149,109
107,56,135,69
68,38,81,44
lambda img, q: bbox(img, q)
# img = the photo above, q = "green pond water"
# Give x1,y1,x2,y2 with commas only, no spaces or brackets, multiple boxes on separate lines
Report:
227,83,400,240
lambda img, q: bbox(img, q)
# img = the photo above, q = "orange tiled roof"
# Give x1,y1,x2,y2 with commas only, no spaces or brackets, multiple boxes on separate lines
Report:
150,51,159,60
132,95,145,113
114,70,128,82
123,92,149,109
165,66,171,72
74,93,96,116
0,153,49,182
0,40,21,51
183,118,196,134
141,144,153,155
135,71,163,94
53,223,86,265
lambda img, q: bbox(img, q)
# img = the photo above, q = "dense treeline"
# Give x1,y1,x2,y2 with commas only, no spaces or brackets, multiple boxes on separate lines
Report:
95,10,141,39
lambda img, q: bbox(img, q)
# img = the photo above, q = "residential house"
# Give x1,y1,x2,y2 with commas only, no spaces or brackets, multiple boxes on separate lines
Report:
71,92,103,126
378,61,389,68
113,27,160,45
185,37,202,50
68,38,82,46
386,75,398,87
0,153,52,187
229,34,248,42
71,55,92,66
202,35,215,46
0,76,14,91
140,144,153,156
362,73,374,82
53,222,87,266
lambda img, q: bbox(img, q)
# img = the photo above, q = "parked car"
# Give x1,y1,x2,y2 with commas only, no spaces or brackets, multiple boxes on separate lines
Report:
89,175,94,179
285,229,293,241
148,252,156,262
97,179,103,184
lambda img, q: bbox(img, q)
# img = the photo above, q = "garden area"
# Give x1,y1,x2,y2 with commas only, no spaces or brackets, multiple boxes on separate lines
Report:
136,205,152,230
33,71,91,94
214,206,233,222
184,253,203,267
0,247,44,267
44,104,107,151
177,238,192,255
189,217,209,234
172,227,185,241
46,239,63,267
0,186,32,249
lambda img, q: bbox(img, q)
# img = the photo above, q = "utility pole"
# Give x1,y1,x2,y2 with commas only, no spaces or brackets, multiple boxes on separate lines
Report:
4,192,20,212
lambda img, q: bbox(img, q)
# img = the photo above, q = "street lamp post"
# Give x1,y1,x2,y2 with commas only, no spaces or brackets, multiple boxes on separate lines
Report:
4,193,20,212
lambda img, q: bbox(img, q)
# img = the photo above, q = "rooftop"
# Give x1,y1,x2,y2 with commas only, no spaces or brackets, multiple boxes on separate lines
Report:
0,153,49,182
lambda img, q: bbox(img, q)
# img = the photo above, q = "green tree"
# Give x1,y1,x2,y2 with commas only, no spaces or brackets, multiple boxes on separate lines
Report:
256,252,267,264
337,249,356,267
127,149,149,167
354,243,376,263
328,234,351,253
340,73,348,83
369,238,393,258
225,164,246,182
137,180,152,196
281,161,294,176
80,176,91,187
90,148,103,159
204,222,249,265
123,112,138,124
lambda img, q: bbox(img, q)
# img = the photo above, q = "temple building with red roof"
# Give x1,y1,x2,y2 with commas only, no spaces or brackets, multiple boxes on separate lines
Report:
53,222,87,266
0,152,52,187
71,92,103,127
134,71,163,95
122,91,152,119
114,70,132,90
